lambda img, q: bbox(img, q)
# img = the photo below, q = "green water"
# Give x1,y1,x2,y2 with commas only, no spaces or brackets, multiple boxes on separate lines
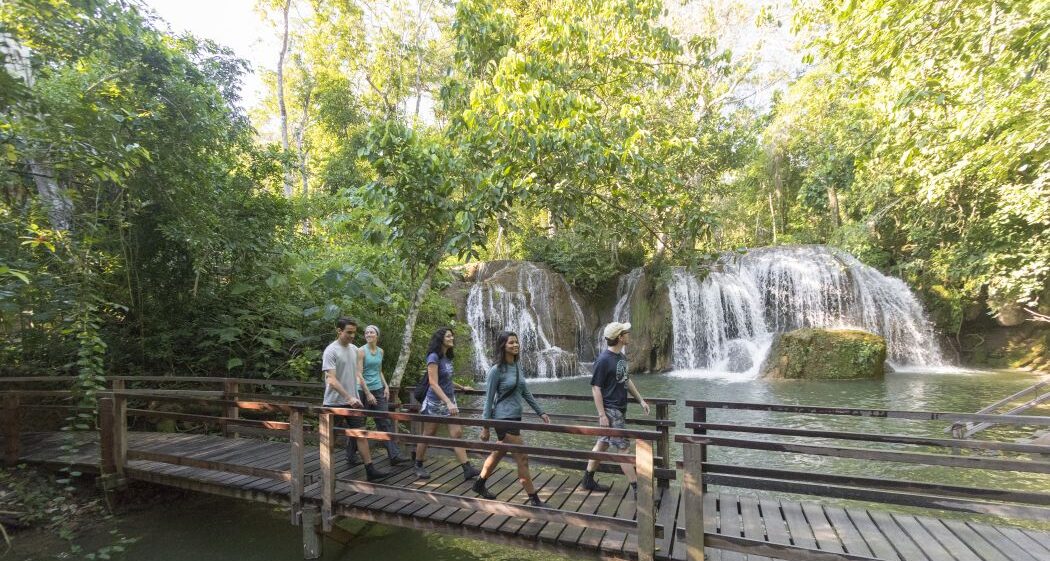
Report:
23,368,1049,560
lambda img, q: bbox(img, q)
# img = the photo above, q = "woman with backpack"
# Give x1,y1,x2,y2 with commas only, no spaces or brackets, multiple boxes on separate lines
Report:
472,330,550,506
412,327,481,481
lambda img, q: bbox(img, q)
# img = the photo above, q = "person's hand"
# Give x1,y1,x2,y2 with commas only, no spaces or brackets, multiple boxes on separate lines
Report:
480,427,490,442
349,397,363,408
540,414,551,424
382,386,389,400
598,413,609,427
366,392,377,406
641,400,650,415
448,401,460,415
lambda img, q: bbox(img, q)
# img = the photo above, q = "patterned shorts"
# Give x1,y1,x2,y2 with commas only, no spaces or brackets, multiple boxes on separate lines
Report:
421,396,456,417
597,408,629,450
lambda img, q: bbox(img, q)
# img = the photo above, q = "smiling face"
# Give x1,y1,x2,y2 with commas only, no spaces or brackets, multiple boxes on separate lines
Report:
336,324,356,345
364,326,378,345
443,329,455,350
504,335,520,360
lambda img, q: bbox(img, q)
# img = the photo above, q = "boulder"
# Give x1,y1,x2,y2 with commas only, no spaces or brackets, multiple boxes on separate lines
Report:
624,268,674,373
760,328,887,380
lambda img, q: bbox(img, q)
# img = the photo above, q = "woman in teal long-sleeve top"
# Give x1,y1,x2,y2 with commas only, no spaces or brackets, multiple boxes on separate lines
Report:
472,331,550,506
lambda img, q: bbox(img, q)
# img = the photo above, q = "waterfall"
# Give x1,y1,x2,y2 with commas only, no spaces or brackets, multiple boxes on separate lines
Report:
666,246,945,372
464,262,588,379
612,268,644,322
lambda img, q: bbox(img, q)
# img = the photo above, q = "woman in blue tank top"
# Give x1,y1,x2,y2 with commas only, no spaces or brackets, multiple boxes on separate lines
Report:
354,325,404,465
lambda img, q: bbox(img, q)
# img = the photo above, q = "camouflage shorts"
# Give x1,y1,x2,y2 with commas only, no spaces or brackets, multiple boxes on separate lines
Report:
597,408,629,450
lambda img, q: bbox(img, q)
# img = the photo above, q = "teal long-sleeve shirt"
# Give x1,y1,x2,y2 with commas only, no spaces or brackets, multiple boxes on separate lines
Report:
482,363,545,420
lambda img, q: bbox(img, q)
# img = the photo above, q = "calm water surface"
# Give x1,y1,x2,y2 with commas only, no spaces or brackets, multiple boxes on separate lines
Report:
37,369,1050,560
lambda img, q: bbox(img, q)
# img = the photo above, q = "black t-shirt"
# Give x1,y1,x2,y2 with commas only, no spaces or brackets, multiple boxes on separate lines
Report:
591,349,629,412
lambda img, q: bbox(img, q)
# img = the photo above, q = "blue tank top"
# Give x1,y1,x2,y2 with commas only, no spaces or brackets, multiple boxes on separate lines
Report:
361,346,384,391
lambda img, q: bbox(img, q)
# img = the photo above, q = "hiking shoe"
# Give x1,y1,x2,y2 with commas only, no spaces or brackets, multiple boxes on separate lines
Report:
472,478,496,499
389,455,407,466
462,463,481,481
582,472,610,492
365,464,390,482
414,464,430,479
527,494,545,507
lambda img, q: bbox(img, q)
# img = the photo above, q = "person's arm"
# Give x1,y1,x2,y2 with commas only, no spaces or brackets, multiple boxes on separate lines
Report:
626,379,650,415
357,348,376,405
520,381,549,423
591,385,608,427
324,369,362,408
425,362,459,415
480,368,498,441
378,348,389,400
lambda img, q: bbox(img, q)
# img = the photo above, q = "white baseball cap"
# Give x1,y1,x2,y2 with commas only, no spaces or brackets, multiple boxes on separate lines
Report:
603,322,631,340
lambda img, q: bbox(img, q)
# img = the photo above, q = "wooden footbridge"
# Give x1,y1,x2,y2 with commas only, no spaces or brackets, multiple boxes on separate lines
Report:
2,376,1050,561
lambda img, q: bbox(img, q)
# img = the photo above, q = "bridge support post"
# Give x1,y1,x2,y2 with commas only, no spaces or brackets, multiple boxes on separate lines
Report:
683,442,705,561
3,394,20,467
290,408,305,526
656,402,670,488
301,505,322,559
319,411,334,533
223,380,240,438
636,438,655,561
98,396,127,492
692,406,707,492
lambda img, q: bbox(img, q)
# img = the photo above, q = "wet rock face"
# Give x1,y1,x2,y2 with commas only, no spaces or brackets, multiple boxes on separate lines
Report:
760,328,887,380
454,260,598,379
622,268,674,374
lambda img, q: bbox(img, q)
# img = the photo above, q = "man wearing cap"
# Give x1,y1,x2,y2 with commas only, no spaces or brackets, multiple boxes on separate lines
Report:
582,322,650,494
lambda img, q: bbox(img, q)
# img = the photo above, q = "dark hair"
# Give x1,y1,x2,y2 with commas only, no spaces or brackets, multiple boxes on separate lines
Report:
336,317,357,330
604,337,619,346
493,331,519,373
426,327,455,360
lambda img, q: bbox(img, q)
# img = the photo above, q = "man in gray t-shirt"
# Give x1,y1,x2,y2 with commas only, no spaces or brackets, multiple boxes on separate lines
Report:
322,318,388,481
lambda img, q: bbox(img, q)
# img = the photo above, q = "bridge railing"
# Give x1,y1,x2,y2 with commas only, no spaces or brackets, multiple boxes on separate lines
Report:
676,400,1050,561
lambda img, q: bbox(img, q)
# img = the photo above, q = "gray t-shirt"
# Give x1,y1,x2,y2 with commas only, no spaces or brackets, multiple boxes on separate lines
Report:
322,340,360,406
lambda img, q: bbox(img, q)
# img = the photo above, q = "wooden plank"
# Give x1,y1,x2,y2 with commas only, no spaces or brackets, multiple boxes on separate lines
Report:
843,509,899,561
556,480,623,547
718,495,747,561
598,476,636,555
1020,528,1050,552
913,516,982,561
392,459,467,516
965,522,1041,561
702,493,721,561
801,501,845,553
890,514,953,561
681,443,705,561
739,497,771,561
780,500,818,550
760,498,791,546
482,471,557,532
637,438,656,561
537,474,593,543
940,520,1010,561
519,475,580,540
993,525,1050,560
655,486,680,559
497,472,568,536
867,510,928,561
823,506,873,558
445,468,517,526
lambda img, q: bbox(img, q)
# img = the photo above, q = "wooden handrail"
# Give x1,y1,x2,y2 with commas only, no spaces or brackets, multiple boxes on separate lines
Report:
685,400,1050,426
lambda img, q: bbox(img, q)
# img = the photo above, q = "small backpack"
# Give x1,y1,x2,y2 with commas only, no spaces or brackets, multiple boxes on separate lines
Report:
412,370,429,403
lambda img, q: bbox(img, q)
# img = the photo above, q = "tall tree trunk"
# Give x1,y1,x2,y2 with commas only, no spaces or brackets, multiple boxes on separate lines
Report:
767,191,777,243
277,0,293,198
2,34,73,231
296,87,311,197
389,258,441,388
772,151,785,234
826,183,842,229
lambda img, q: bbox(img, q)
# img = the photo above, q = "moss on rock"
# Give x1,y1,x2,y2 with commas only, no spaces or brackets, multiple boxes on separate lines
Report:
761,328,887,380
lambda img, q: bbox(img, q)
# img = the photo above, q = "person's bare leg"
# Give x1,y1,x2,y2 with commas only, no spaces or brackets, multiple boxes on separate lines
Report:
586,440,609,472
415,422,438,461
357,437,373,464
448,424,469,464
480,449,505,479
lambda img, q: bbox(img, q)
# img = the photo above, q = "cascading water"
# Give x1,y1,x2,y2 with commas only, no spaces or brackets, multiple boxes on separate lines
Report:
666,246,946,373
612,268,644,322
465,262,589,379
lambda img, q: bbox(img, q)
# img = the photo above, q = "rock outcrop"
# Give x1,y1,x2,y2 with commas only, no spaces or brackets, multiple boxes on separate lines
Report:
760,328,887,380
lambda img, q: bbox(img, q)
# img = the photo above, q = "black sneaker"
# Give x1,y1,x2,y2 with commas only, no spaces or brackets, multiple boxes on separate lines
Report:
462,463,481,481
527,494,544,507
472,478,496,499
389,455,407,466
366,464,390,482
414,464,430,479
582,473,610,493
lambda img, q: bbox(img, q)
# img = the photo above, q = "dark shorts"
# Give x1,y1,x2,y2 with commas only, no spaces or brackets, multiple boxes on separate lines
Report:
495,417,522,441
325,405,365,429
597,408,629,450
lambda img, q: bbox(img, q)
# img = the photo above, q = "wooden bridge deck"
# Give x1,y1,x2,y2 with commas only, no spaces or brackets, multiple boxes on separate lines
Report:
13,431,1050,561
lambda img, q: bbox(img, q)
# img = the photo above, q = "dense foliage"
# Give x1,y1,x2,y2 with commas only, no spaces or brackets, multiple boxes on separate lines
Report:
1,0,1046,387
